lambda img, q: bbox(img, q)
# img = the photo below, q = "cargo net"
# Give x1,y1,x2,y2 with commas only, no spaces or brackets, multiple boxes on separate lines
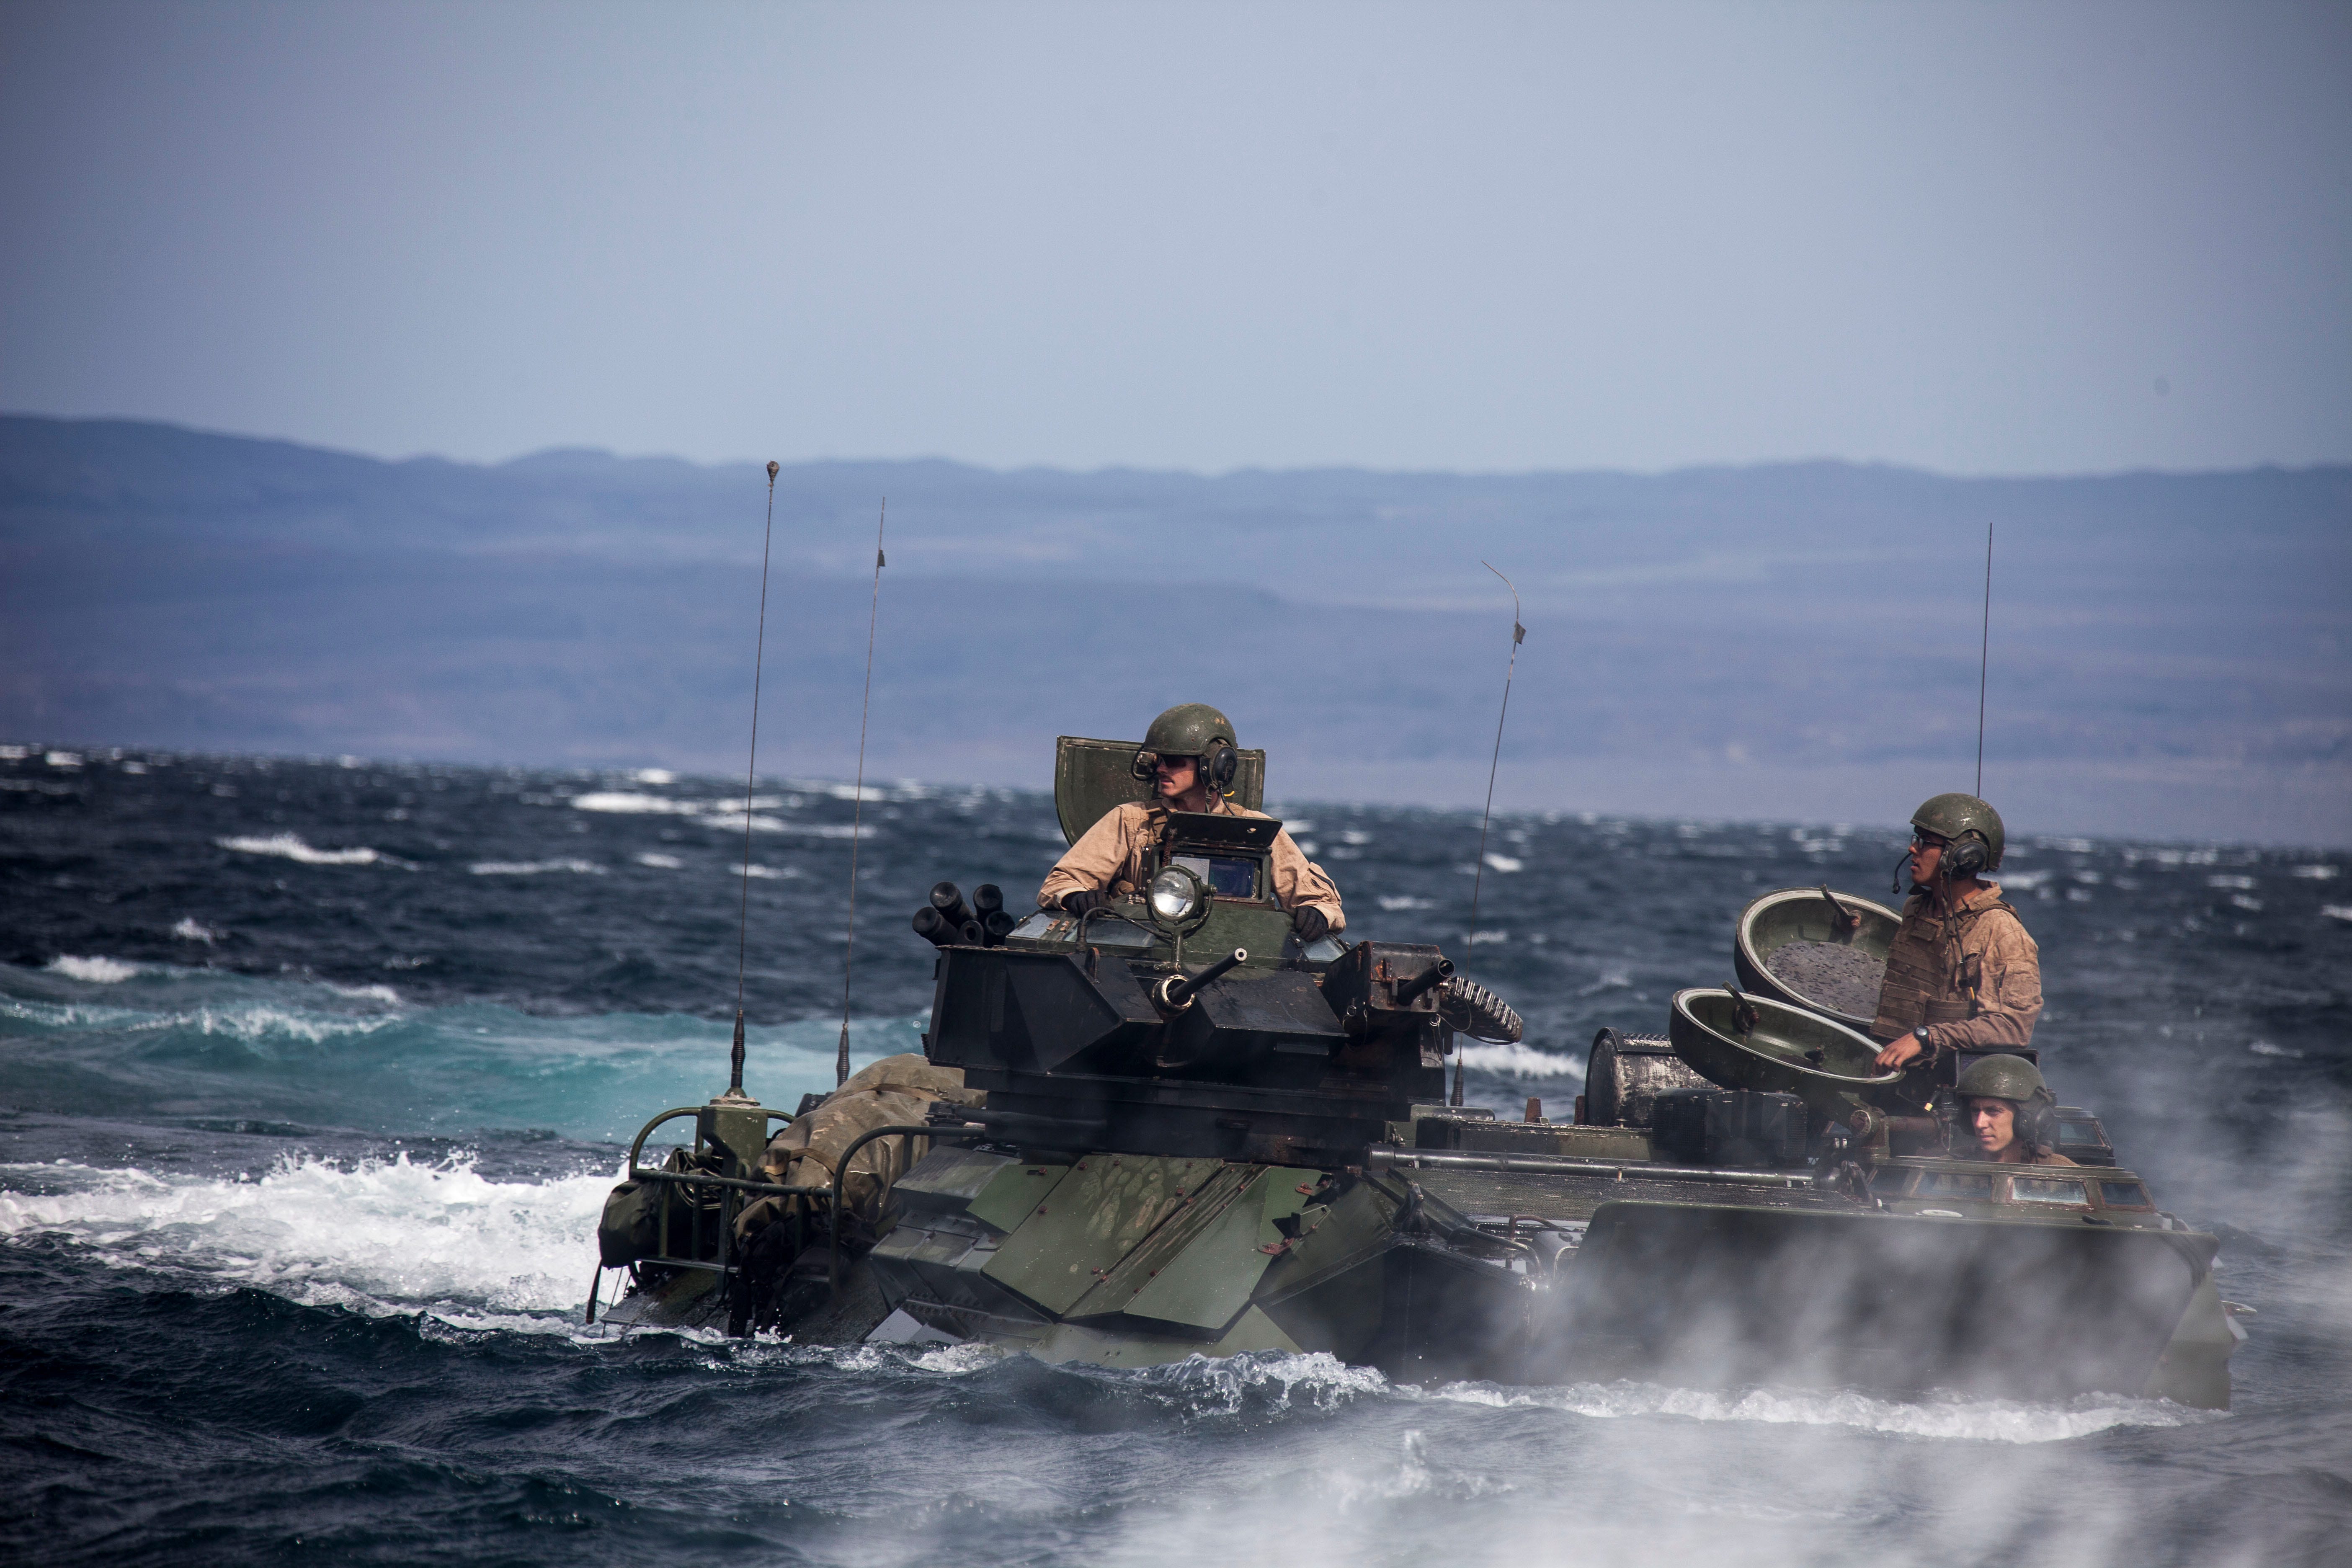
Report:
1440,976,1523,1043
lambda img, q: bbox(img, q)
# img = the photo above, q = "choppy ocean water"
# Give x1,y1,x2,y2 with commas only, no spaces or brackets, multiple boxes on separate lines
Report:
3,746,2347,1566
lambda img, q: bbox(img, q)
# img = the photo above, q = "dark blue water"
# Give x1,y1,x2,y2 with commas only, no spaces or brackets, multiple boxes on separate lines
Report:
4,747,2348,1566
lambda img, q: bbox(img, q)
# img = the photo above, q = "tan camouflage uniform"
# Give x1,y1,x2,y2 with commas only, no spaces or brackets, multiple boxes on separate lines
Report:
1035,797,1346,934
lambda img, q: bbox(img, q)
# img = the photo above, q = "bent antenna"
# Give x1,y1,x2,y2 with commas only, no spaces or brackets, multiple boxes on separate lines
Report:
727,460,782,1100
1456,562,1525,1107
836,500,887,1087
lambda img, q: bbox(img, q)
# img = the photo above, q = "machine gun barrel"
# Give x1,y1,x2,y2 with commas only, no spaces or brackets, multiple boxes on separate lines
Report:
1393,957,1455,1006
1154,948,1248,1013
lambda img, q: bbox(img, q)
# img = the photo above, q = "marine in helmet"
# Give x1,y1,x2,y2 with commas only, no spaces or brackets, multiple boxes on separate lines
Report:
1870,793,2043,1073
1952,1054,2075,1166
1037,702,1346,941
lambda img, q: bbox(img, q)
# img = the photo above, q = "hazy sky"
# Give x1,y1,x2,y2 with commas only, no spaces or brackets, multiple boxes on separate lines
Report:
2,1,2345,475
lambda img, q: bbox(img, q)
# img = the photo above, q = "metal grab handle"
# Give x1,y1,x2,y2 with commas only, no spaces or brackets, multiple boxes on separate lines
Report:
828,1122,989,1297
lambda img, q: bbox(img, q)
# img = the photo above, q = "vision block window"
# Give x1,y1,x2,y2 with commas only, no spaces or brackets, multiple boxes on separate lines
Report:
2099,1181,2153,1209
1172,854,1259,899
2007,1177,2090,1207
1915,1171,1994,1199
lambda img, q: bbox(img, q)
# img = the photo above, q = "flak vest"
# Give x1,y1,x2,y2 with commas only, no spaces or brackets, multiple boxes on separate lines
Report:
1870,895,2022,1044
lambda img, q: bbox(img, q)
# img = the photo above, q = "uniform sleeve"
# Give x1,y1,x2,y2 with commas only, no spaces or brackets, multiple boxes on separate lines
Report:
1921,911,2043,1053
1037,804,1140,910
1268,828,1347,934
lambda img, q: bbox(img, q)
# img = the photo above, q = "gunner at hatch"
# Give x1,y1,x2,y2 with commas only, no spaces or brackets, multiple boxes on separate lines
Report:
1952,1055,2076,1166
1036,702,1346,941
1870,793,2043,1074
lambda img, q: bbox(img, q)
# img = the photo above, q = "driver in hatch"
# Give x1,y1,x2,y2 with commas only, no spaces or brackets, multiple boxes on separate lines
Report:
1037,702,1346,941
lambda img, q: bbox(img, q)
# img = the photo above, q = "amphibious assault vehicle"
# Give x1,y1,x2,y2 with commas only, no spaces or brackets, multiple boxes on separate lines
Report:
592,739,2244,1408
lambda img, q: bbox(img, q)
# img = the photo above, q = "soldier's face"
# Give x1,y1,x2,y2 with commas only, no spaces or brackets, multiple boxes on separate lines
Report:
1154,755,1199,799
1909,832,1948,886
1968,1097,2015,1155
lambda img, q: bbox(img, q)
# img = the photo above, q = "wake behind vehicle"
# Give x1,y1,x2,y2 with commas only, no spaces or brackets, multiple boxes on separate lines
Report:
591,738,2243,1409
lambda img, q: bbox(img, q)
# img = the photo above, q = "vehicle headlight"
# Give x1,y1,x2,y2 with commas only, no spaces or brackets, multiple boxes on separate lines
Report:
1148,866,1205,925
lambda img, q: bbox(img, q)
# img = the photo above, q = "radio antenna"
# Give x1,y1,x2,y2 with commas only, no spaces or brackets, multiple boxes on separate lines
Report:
1456,561,1525,1107
835,500,886,1088
726,460,781,1100
1975,520,1993,797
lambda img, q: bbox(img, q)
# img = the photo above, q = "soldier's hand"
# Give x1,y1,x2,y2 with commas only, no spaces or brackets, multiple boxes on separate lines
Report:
1291,905,1330,942
1875,1033,1925,1072
1062,889,1110,917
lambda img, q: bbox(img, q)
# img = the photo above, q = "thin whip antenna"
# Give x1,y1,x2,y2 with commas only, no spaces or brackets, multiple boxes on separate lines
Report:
727,460,781,1099
835,500,886,1088
1456,561,1525,1107
1975,520,1994,797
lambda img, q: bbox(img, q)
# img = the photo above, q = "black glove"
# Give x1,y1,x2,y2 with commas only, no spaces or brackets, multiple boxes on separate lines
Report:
1062,889,1110,917
1291,905,1330,942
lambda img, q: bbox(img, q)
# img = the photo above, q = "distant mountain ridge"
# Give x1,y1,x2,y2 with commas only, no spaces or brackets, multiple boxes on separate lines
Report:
3,415,2345,843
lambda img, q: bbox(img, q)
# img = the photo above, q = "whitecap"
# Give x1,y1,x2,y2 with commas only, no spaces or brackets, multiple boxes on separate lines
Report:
1378,896,1434,911
2290,864,2338,880
1482,852,1524,873
1455,1042,1585,1080
46,955,138,983
634,853,683,870
631,768,677,785
2207,874,2256,890
568,791,697,815
170,918,217,943
740,864,795,880
2323,905,2352,924
217,833,387,867
468,858,605,876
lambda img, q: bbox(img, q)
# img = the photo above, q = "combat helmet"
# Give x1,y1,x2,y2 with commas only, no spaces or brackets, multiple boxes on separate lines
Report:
1911,792,2005,877
1955,1053,2046,1104
1134,703,1242,797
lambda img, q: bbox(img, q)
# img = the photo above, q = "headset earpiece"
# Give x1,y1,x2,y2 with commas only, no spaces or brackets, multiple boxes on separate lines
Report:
1944,831,1991,880
2018,1088,2059,1155
1202,739,1240,797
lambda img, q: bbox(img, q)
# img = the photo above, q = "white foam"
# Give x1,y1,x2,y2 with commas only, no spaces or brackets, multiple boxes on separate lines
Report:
569,791,697,815
468,858,606,876
46,955,138,983
696,815,872,838
0,1153,610,1316
171,918,218,943
631,768,677,785
217,833,388,867
326,982,403,1005
1378,896,1434,910
740,863,795,879
2290,864,2338,879
2323,905,2352,924
1426,1379,2212,1444
634,853,683,869
2207,874,2256,890
1482,852,1524,873
1455,1042,1586,1080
